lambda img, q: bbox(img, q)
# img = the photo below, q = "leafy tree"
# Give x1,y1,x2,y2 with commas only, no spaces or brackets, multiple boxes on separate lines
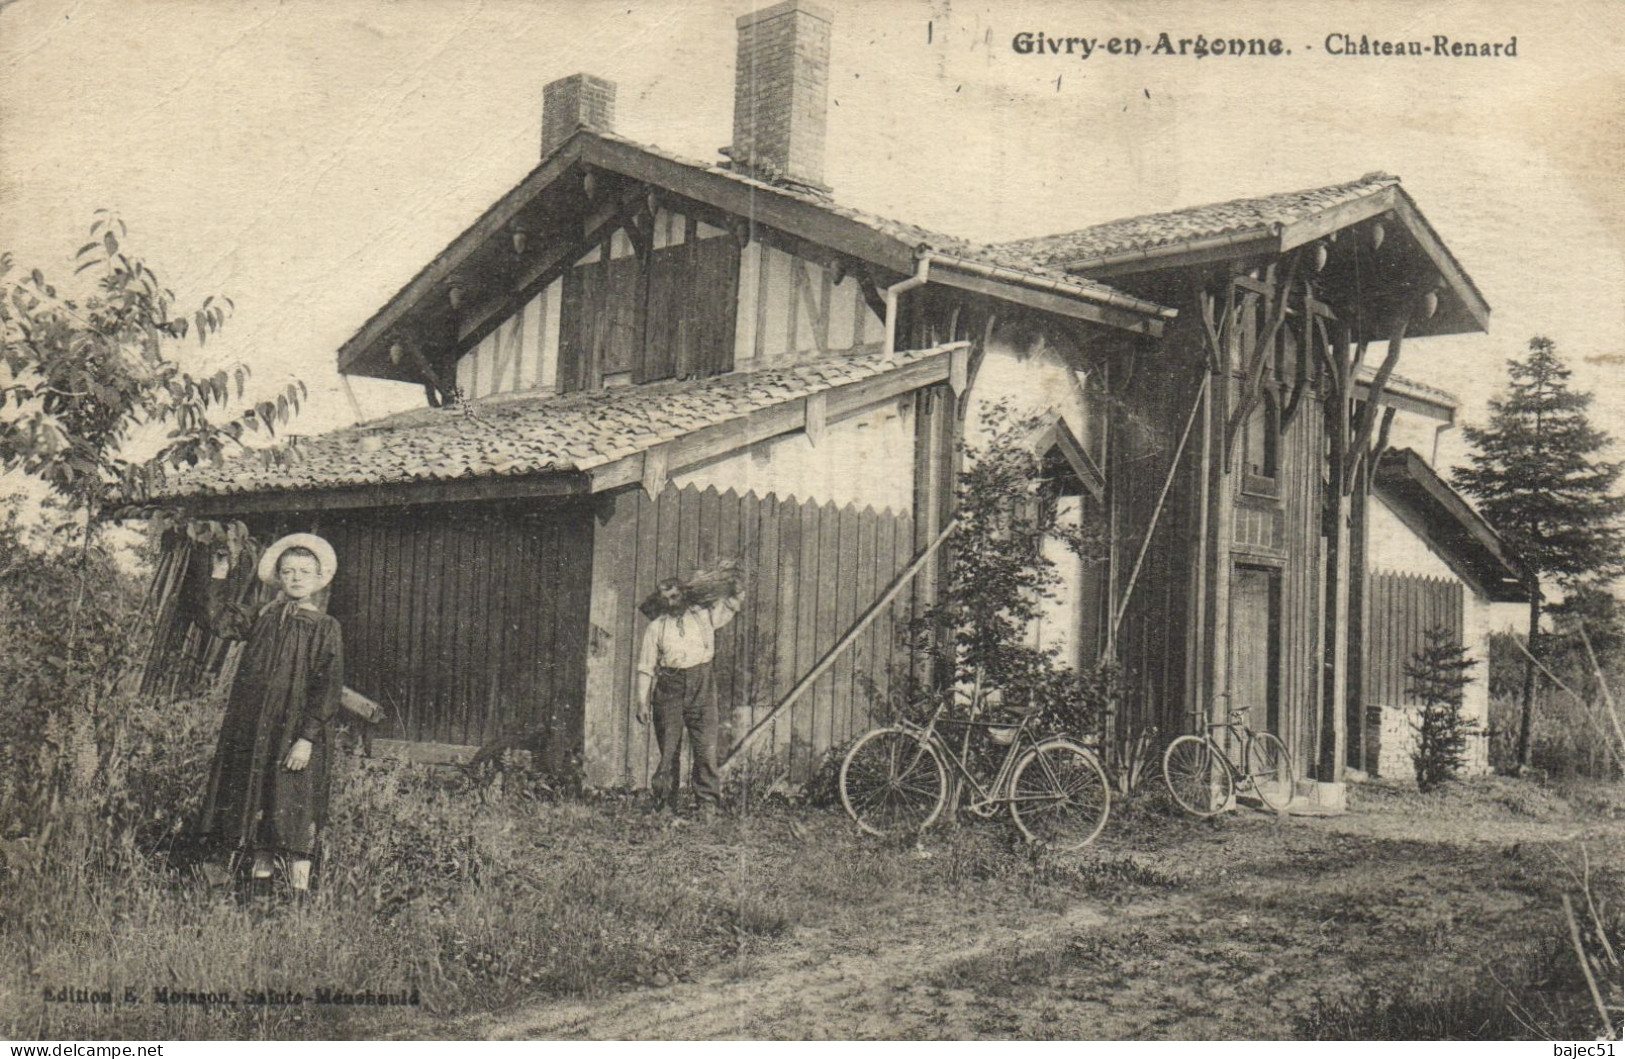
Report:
0,216,305,846
1,212,305,533
1405,627,1478,792
912,401,1113,740
1452,336,1625,769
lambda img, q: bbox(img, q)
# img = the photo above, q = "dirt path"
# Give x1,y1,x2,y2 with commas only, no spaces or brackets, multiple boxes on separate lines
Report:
437,789,1622,1040
470,899,1107,1039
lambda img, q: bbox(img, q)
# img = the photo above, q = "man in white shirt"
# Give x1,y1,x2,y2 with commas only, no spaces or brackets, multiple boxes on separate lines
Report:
636,578,742,818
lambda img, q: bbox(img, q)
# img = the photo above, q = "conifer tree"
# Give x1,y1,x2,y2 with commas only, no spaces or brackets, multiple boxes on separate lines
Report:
1452,337,1625,769
1405,627,1478,792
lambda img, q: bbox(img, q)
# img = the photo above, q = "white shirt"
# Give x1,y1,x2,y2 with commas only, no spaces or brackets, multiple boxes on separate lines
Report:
637,598,740,676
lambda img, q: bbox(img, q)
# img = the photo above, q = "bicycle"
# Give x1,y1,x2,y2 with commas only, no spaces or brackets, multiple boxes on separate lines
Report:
1161,703,1295,817
838,689,1112,851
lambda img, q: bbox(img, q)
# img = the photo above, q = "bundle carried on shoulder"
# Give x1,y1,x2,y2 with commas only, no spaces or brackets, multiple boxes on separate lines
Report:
638,556,745,619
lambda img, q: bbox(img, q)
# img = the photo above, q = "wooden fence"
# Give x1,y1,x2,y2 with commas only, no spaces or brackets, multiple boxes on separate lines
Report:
1364,570,1465,707
588,482,920,788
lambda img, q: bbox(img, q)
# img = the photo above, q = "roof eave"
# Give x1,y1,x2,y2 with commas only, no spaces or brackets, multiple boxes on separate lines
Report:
337,134,591,377
1375,449,1535,601
1353,379,1456,424
168,468,596,518
1043,182,1491,339
1054,226,1280,279
339,131,1174,379
927,255,1169,337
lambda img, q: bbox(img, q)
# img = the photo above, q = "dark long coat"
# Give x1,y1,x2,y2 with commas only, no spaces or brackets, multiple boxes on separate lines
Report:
198,582,344,857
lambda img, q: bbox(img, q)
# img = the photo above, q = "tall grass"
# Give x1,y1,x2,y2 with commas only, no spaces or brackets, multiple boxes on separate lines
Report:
1,724,809,1040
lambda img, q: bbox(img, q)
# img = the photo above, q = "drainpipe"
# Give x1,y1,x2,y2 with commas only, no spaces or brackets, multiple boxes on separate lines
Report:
1431,420,1454,468
883,250,933,358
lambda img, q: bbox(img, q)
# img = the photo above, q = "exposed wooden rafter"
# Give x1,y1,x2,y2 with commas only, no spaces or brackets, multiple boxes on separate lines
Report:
456,182,646,348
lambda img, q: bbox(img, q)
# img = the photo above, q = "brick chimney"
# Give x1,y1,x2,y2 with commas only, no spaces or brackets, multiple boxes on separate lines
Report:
729,0,832,192
542,74,616,158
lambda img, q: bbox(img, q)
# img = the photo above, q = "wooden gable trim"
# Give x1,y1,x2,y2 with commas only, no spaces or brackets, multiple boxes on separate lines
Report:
1372,449,1532,601
455,184,645,351
926,265,1164,337
1028,415,1104,500
1386,192,1491,334
581,135,919,277
586,349,958,493
177,469,594,518
1277,186,1397,252
338,137,588,375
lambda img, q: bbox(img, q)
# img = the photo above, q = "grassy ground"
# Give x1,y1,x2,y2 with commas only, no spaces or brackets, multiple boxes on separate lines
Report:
2,761,1621,1041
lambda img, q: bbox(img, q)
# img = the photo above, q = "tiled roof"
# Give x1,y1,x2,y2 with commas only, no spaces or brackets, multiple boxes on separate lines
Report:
996,173,1401,268
1356,365,1458,410
579,131,1170,317
148,345,950,501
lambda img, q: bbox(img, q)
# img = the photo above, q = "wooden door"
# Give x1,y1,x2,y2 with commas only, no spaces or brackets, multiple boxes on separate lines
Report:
1230,565,1281,735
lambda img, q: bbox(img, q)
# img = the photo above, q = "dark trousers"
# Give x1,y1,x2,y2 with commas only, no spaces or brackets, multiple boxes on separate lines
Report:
651,663,720,808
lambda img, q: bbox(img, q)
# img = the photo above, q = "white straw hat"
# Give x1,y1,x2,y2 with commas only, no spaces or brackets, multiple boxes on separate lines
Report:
257,533,338,590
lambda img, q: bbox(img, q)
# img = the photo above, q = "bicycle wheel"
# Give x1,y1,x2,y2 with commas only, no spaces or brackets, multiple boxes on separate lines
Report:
839,727,948,837
1243,731,1294,811
1008,741,1111,851
1162,735,1234,817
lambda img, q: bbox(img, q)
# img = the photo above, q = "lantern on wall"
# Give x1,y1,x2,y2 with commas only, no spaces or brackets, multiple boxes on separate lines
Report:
1371,221,1386,253
389,340,405,365
447,284,464,311
511,229,528,255
1423,290,1439,319
1313,242,1329,272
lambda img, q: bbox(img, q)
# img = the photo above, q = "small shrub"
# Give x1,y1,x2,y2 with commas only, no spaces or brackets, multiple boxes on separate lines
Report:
1406,628,1478,793
801,739,852,809
721,745,796,814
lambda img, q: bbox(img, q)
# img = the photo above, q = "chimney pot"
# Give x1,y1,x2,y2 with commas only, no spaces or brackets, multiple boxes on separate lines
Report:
730,0,833,192
542,74,617,158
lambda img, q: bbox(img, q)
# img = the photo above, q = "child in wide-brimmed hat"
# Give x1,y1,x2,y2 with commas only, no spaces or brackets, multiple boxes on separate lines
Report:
197,533,344,892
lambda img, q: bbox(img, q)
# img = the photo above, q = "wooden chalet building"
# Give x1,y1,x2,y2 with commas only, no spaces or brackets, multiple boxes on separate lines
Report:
144,2,1174,786
145,1,1526,802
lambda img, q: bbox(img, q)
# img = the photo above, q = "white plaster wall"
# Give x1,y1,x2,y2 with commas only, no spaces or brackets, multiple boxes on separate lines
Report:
731,239,885,371
962,334,1092,452
672,399,915,513
454,278,561,399
1368,495,1458,582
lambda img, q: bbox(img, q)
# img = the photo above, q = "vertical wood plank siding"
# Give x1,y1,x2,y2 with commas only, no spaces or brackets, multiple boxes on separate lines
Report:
584,483,918,787
1363,572,1464,710
322,504,592,757
147,504,594,761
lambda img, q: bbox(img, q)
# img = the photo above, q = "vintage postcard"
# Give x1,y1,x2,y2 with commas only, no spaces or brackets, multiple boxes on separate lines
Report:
1,0,1622,1044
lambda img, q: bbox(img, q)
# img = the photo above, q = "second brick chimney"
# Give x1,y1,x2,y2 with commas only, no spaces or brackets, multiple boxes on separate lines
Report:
729,0,832,192
542,73,616,158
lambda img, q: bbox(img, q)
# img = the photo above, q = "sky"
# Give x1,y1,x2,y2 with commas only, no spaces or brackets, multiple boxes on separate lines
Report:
3,0,1624,474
